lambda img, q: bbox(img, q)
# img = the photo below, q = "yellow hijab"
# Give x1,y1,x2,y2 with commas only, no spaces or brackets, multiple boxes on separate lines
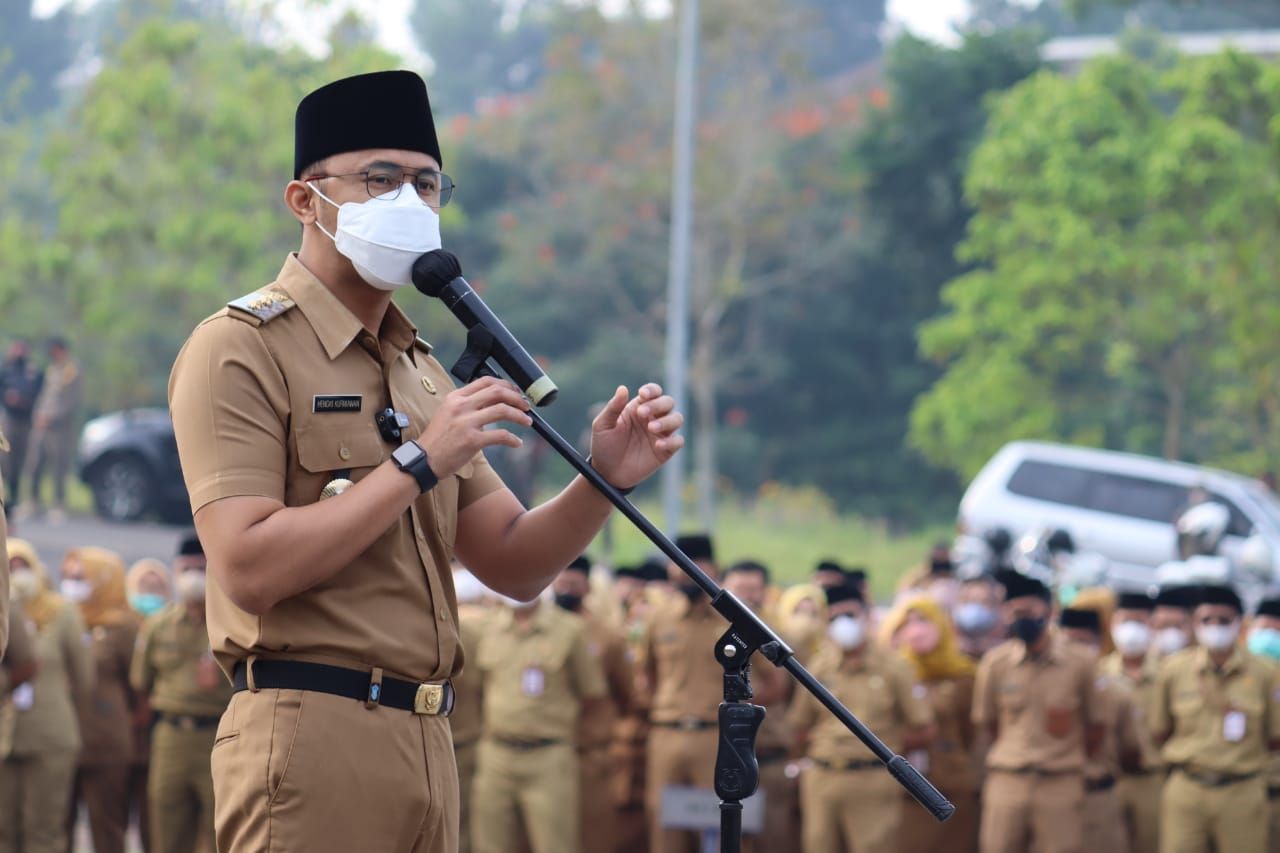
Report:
777,584,828,660
880,594,976,681
126,558,172,600
1065,586,1116,656
7,538,65,630
67,546,135,628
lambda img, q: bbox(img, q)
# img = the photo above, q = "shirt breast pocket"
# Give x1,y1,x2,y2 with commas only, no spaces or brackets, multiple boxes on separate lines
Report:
293,422,385,504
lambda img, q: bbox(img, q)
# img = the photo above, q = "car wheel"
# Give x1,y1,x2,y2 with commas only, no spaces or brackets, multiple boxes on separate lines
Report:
91,455,153,522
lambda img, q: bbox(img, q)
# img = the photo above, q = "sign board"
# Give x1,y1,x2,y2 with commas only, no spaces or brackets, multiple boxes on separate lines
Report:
659,786,765,834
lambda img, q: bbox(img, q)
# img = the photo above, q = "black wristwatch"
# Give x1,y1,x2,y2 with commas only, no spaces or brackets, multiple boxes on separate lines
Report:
391,440,438,494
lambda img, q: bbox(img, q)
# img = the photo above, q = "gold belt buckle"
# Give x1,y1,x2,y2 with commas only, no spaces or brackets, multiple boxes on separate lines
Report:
414,683,444,715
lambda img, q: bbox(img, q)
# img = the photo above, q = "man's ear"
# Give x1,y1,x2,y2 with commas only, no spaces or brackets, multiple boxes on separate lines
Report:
284,180,317,226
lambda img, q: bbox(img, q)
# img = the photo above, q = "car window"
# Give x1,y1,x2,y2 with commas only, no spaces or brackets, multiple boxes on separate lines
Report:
1207,493,1254,538
1086,473,1185,523
1006,460,1092,507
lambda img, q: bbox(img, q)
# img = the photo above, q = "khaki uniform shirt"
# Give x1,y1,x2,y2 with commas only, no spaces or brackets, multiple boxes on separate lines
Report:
914,675,978,793
451,607,488,748
1099,651,1163,771
972,635,1106,773
644,595,726,724
788,644,933,762
1150,645,1280,775
168,255,504,682
4,603,94,757
577,611,633,751
1086,672,1143,781
77,621,140,765
0,433,7,656
0,612,34,697
130,604,233,718
475,604,606,742
35,358,81,424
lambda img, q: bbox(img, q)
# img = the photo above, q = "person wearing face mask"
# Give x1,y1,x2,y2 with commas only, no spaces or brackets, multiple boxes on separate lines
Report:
880,594,979,853
123,557,170,853
167,69,685,853
1246,597,1280,853
61,547,139,853
1059,597,1143,853
640,533,729,853
1150,586,1195,658
1099,590,1164,853
1150,584,1280,853
972,571,1106,853
551,555,633,853
0,538,94,853
953,576,1006,661
777,583,828,663
129,533,232,853
470,590,606,853
788,583,935,853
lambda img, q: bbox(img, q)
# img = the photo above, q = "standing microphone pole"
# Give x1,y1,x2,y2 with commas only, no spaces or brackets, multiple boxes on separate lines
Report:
413,252,956,852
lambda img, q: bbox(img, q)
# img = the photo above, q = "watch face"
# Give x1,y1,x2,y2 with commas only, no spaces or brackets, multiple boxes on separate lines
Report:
394,442,423,466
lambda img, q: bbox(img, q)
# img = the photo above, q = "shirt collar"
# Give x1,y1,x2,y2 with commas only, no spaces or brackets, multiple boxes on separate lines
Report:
495,603,553,634
276,254,418,361
1198,644,1248,675
1012,632,1066,666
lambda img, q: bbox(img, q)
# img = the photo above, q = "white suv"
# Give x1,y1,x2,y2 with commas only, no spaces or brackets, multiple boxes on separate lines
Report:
958,441,1280,590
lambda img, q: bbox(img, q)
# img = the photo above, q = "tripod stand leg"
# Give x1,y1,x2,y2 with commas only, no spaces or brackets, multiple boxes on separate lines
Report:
719,801,742,853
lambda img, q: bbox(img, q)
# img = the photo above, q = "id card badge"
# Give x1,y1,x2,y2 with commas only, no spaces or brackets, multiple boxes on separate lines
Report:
1224,710,1247,743
907,749,930,775
11,683,34,711
521,666,545,698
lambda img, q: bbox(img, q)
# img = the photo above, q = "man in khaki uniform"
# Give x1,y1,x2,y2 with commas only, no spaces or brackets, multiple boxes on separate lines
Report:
788,583,935,853
611,565,655,853
1245,596,1280,853
471,596,606,853
1151,586,1194,658
1,427,8,655
1101,590,1163,853
17,337,80,522
130,534,232,853
1150,584,1280,853
168,70,684,853
643,534,727,853
452,567,489,853
972,571,1106,853
552,555,635,853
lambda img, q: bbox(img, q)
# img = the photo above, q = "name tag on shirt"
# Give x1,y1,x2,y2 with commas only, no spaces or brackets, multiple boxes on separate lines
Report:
1224,710,1247,743
313,395,362,413
522,666,545,698
907,749,930,775
12,683,34,711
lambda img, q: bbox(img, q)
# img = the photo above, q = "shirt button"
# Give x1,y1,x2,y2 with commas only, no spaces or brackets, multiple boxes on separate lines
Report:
339,446,351,461
439,608,449,621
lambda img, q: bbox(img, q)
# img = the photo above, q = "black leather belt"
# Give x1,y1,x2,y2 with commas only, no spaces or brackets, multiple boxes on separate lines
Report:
1177,768,1260,788
757,749,790,766
1085,775,1116,792
991,766,1083,777
1269,785,1280,800
652,718,716,731
815,758,881,772
157,712,221,731
492,735,565,751
232,660,454,716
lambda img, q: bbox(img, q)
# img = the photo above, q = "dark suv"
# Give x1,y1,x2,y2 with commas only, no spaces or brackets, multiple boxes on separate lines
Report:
77,408,190,523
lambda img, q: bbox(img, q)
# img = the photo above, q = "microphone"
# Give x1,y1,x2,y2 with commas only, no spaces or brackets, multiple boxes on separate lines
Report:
412,249,559,407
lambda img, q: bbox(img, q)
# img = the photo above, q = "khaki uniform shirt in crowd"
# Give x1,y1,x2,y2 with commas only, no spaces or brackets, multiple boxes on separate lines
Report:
474,604,606,742
1099,651,1163,771
168,254,505,682
972,635,1106,772
34,358,81,425
788,645,933,762
129,604,233,717
576,611,632,751
452,608,488,749
1150,644,1280,775
0,430,7,655
3,603,93,757
1087,672,1144,781
0,612,33,697
644,595,726,724
77,621,140,765
915,675,979,792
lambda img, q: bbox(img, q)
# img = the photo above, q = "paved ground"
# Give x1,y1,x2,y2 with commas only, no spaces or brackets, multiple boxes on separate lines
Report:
8,511,186,577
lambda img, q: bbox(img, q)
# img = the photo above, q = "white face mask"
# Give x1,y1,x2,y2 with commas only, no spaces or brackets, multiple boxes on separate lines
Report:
10,569,39,601
175,570,206,604
60,578,92,604
828,615,866,650
1155,626,1189,655
1195,621,1240,652
309,181,443,291
1111,621,1152,657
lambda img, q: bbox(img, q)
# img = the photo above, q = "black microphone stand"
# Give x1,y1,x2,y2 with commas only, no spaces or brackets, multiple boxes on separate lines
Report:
450,326,954,852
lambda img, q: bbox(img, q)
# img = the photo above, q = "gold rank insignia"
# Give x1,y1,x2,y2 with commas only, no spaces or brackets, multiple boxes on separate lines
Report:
227,287,297,324
422,376,437,395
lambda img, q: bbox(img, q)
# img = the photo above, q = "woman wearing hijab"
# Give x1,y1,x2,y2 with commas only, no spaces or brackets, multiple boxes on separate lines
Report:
881,594,980,853
124,557,169,852
777,583,828,663
62,547,139,853
0,538,94,853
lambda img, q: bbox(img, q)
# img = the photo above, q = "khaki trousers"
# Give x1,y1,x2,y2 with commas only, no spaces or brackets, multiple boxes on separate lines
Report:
22,419,74,508
1270,790,1280,853
455,740,477,853
149,720,216,853
580,745,617,853
70,762,131,853
212,689,459,853
756,759,798,852
898,787,979,853
1117,773,1162,853
1160,770,1267,853
0,750,78,853
0,414,30,508
472,739,579,853
980,770,1085,853
1084,786,1130,853
645,727,718,853
799,764,901,853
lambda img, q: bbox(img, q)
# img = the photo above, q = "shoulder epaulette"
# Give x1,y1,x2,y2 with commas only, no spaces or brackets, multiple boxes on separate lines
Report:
227,285,296,326
414,336,433,355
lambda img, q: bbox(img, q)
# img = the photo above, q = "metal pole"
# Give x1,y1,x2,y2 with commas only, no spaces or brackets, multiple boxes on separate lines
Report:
662,0,699,536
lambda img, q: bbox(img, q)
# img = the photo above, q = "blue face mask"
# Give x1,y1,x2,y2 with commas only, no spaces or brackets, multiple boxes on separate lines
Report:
953,602,998,635
1248,627,1280,660
129,593,167,617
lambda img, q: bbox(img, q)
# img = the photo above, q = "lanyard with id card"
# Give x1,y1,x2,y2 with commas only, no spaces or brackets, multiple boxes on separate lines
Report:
1224,709,1247,743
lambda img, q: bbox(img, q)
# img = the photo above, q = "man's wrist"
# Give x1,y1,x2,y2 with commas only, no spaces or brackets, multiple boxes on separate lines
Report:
392,440,439,495
585,454,635,497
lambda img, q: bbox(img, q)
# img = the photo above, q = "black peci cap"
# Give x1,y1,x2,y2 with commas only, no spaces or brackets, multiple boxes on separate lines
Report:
565,555,591,575
1154,585,1194,611
1116,591,1156,612
612,565,643,581
639,556,669,583
1196,584,1243,614
675,534,715,564
1255,597,1280,620
1059,608,1101,634
995,569,1051,604
294,70,442,179
825,583,864,607
177,531,204,558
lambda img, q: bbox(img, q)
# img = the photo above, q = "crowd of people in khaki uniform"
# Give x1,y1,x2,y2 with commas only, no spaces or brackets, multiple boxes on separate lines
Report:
4,66,1280,853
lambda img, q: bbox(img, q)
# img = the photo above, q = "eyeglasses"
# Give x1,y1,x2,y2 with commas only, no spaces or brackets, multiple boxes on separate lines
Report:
305,164,456,208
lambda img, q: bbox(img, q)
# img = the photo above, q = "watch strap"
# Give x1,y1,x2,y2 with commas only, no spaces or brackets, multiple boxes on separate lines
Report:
395,441,438,494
